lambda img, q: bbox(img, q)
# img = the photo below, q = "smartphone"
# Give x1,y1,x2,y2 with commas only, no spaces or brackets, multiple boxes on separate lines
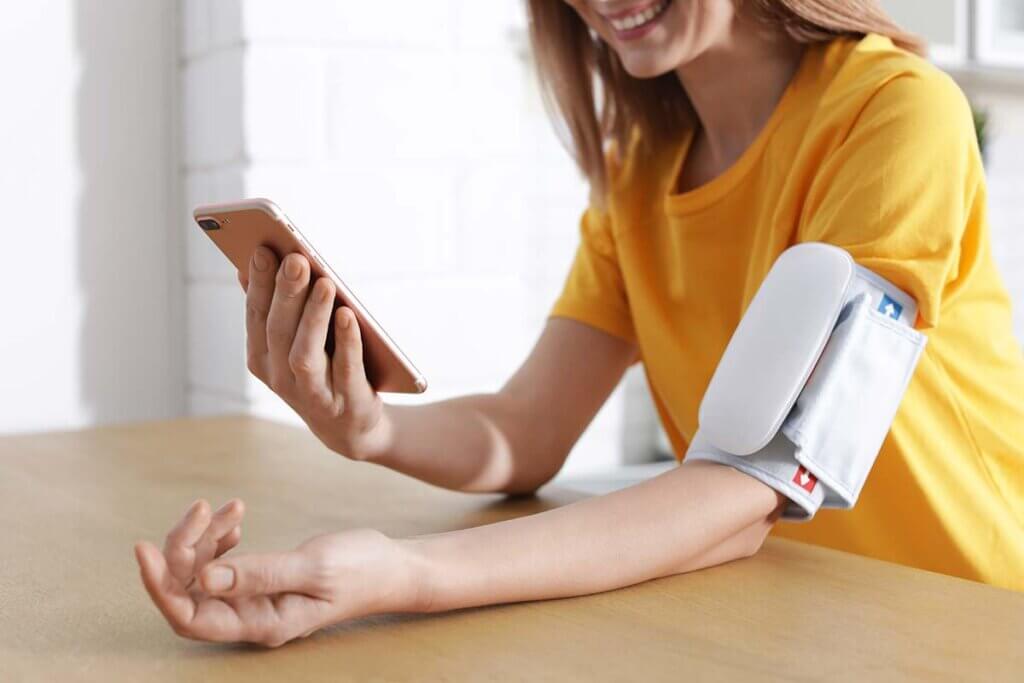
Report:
193,198,427,394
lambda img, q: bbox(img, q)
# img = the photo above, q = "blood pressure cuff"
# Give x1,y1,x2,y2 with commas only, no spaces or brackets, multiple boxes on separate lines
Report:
684,243,927,520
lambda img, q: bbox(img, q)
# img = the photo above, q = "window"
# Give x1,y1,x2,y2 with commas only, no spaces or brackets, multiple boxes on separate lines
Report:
882,0,969,66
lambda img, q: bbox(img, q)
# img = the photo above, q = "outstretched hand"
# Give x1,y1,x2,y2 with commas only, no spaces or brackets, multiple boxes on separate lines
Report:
134,499,420,648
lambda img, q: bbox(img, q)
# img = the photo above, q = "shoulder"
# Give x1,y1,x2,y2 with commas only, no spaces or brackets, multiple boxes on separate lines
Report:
815,33,974,146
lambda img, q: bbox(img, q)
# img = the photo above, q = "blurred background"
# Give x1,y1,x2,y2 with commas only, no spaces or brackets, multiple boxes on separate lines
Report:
1,0,1021,481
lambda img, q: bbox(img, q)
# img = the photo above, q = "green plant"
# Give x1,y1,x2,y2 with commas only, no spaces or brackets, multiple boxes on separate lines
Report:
972,105,990,162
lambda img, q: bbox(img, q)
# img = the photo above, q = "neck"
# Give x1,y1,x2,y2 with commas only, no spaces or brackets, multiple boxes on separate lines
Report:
674,13,804,165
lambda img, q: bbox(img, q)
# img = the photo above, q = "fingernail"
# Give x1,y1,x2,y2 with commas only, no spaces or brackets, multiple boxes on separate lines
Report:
253,249,269,272
285,257,303,281
204,566,235,592
317,280,332,304
339,309,351,329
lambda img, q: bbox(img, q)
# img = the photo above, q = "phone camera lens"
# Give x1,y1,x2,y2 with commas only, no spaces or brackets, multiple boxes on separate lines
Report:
198,218,221,231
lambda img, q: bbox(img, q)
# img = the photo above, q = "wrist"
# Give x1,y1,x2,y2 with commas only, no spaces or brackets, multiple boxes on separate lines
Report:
350,407,395,463
392,536,437,613
319,405,395,463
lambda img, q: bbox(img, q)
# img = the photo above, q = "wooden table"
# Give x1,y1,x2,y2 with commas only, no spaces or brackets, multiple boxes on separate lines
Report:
2,417,1022,681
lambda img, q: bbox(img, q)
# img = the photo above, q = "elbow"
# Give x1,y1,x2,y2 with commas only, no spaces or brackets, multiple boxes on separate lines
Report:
493,444,569,495
741,520,773,559
496,463,561,496
491,435,570,496
499,482,550,497
453,449,564,496
737,494,786,559
497,480,542,496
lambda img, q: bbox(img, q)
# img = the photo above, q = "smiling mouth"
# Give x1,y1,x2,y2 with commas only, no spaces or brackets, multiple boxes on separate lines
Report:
603,0,672,36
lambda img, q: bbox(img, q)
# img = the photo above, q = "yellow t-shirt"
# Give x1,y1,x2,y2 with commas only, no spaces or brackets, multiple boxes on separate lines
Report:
550,34,1024,591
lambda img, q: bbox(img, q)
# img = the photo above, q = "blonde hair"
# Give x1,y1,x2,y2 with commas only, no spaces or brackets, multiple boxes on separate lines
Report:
526,0,925,198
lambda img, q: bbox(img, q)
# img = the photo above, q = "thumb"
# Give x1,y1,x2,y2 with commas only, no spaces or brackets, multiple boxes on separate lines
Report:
199,551,311,597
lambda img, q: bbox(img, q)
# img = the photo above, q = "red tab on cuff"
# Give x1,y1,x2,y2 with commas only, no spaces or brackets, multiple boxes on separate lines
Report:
793,465,817,493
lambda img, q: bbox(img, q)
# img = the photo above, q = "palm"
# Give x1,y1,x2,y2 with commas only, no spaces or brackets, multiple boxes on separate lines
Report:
135,501,391,647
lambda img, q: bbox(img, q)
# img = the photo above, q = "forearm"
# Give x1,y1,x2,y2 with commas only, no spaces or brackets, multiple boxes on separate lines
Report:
338,319,633,495
401,461,786,612
356,394,561,494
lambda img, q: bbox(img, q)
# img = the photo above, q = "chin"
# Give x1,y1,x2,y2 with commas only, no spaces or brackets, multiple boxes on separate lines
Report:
618,44,690,79
619,53,682,78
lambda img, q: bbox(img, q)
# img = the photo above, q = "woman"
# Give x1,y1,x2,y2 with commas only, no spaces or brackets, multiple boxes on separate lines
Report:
135,0,1024,646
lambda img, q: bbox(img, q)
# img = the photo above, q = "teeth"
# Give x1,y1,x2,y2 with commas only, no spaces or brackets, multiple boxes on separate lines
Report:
608,1,667,33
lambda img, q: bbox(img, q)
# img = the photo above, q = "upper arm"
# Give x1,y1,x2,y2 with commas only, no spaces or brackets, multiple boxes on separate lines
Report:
498,317,636,479
800,69,981,330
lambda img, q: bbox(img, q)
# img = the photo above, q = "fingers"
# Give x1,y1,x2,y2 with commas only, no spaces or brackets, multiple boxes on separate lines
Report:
244,250,341,415
265,254,311,389
192,499,245,571
137,516,325,648
331,307,375,411
202,499,245,548
288,277,335,399
199,551,314,599
135,541,197,629
164,499,211,583
216,525,242,559
164,499,245,585
137,540,248,643
245,246,279,379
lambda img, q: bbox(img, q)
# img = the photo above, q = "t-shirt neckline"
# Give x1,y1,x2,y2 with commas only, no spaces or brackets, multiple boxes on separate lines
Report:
663,43,818,215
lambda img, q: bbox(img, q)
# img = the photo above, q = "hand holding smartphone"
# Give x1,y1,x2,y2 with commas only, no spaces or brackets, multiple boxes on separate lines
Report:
193,198,427,395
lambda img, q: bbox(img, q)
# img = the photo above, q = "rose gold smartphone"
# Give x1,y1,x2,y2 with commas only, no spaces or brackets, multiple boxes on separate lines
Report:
193,198,427,394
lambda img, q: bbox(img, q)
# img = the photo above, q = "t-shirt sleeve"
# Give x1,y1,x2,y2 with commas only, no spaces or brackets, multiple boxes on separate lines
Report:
549,205,637,343
799,69,982,330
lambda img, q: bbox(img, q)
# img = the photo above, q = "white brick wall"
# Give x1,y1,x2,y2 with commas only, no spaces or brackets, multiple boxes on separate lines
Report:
179,0,623,475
